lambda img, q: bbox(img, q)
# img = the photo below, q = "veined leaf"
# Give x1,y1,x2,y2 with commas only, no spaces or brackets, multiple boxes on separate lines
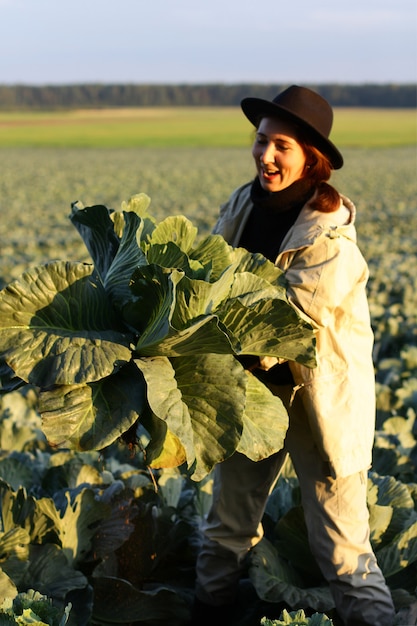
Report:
145,216,213,279
189,233,234,281
136,354,247,479
376,520,417,578
0,482,60,545
368,472,416,545
120,192,152,218
230,247,287,292
92,576,189,624
172,354,247,479
219,298,316,366
128,265,236,356
146,241,205,278
0,569,18,605
145,422,187,470
39,363,147,451
0,357,25,394
57,489,110,567
70,203,120,281
104,210,147,307
170,267,235,327
22,543,87,599
0,528,30,563
134,357,195,467
237,373,289,461
0,262,132,387
147,214,198,253
250,538,334,612
120,193,156,244
0,200,317,479
138,315,235,357
228,271,285,306
126,265,183,343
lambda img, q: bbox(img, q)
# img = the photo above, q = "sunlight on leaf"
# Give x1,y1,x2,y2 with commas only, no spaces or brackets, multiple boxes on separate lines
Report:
0,262,132,387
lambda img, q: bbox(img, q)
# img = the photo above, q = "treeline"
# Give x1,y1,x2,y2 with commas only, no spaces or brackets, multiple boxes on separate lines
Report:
0,83,415,109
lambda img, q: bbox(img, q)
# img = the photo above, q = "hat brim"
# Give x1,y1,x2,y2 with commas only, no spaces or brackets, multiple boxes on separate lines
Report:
241,97,344,170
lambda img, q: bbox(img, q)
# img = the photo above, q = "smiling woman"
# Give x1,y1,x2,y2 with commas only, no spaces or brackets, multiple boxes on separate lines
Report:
252,118,308,192
0,107,414,148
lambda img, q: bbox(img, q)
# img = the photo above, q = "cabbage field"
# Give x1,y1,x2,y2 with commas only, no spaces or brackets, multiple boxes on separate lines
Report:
0,142,416,625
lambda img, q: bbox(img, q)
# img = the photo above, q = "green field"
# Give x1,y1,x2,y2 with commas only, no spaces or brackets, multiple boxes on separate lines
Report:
0,136,417,622
0,107,415,148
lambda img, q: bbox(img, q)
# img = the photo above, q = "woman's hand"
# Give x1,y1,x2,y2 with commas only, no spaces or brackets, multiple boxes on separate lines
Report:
258,356,282,371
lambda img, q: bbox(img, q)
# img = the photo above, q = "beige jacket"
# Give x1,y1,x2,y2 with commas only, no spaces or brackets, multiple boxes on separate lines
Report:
213,182,375,477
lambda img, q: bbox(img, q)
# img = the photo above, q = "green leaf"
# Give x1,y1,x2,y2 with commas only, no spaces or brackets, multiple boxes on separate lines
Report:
57,489,109,567
136,354,247,479
189,233,233,281
91,576,190,624
367,472,415,545
142,413,188,470
148,214,198,253
0,358,25,394
104,210,147,308
376,520,417,578
126,264,183,338
0,482,61,546
127,266,236,356
70,204,120,281
134,357,195,467
39,363,147,451
237,373,288,461
262,610,334,625
0,459,34,492
21,544,87,600
231,247,287,292
0,390,41,453
120,192,152,218
0,262,132,387
261,609,333,626
139,315,235,357
0,569,18,606
146,241,201,277
368,504,393,548
228,271,285,305
120,193,156,244
250,538,334,612
170,268,235,328
173,354,247,479
0,527,30,567
219,297,316,365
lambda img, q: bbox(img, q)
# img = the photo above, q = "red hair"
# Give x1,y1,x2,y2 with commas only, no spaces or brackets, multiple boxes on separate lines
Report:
301,143,340,213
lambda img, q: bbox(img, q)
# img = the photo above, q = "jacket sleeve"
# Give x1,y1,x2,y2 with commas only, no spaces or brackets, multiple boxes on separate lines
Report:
284,230,370,330
212,182,253,244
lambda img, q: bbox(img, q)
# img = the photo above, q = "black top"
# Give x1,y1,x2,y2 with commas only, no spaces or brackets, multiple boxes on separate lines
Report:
239,176,315,261
237,177,315,386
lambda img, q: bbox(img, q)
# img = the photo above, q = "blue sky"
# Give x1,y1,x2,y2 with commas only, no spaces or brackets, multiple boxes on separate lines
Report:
0,0,415,84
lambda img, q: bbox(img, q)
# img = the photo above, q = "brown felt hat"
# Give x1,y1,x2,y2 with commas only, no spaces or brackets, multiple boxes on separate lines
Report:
241,85,343,169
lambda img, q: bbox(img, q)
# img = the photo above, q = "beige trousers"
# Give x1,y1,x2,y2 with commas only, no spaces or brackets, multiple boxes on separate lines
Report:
195,386,395,626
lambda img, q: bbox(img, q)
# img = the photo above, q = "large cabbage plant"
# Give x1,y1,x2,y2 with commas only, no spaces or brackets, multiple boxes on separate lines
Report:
0,194,315,480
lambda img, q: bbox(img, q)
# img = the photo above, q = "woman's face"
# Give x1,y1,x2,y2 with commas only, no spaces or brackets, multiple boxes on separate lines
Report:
252,117,307,192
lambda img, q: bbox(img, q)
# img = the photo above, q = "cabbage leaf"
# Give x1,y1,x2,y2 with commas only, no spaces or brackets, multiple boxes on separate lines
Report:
0,195,316,479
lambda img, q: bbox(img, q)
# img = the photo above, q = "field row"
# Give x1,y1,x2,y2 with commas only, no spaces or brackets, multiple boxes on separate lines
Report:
0,107,415,148
0,145,415,273
0,144,417,624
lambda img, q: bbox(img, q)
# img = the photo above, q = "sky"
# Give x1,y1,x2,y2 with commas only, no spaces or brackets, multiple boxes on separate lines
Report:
0,0,416,85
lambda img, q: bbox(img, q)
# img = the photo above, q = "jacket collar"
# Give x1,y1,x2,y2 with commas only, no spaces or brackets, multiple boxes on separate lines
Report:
279,193,357,253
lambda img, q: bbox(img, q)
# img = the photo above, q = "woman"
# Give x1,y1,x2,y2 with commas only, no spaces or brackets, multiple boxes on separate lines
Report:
192,86,395,625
